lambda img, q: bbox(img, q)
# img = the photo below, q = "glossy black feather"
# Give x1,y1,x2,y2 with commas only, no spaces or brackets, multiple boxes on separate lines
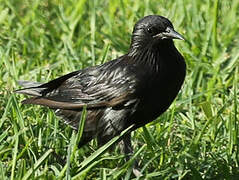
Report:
15,15,186,148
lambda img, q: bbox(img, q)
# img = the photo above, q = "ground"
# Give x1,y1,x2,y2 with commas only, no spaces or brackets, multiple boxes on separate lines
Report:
0,0,239,179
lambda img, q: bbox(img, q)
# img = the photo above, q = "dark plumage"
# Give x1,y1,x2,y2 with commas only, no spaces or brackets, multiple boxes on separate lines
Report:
16,15,186,152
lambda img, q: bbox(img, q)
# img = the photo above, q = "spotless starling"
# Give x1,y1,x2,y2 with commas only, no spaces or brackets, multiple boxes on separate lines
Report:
16,15,186,155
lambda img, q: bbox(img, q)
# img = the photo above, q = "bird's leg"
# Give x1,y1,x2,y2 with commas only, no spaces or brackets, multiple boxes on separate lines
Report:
120,133,142,177
121,133,133,160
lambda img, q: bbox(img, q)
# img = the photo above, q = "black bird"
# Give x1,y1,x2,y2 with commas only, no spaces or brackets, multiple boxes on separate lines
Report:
16,15,186,156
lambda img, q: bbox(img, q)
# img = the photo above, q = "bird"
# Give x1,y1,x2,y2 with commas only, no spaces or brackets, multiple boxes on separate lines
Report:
15,15,186,158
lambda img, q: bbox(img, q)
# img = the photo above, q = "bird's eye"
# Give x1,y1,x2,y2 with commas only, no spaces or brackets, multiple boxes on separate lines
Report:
147,27,153,34
147,27,157,35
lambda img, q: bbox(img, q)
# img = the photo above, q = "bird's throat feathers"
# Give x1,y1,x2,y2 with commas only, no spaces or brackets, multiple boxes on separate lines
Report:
128,39,176,72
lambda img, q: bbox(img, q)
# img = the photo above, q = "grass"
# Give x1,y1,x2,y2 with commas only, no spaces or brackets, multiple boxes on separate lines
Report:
0,0,239,179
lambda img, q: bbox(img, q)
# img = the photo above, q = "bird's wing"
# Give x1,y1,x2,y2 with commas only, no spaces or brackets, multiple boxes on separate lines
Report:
16,58,138,109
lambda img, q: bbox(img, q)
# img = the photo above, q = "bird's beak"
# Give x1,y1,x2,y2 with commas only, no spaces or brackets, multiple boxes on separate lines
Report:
154,27,184,40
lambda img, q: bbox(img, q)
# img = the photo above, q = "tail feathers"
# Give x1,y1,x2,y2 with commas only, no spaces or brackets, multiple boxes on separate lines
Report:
21,97,86,109
17,80,43,88
15,88,45,96
15,80,45,96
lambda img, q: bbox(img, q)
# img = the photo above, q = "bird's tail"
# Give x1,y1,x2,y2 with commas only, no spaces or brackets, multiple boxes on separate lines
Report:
14,80,45,96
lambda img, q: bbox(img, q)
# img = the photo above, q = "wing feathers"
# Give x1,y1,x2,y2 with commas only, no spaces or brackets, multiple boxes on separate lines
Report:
16,57,137,110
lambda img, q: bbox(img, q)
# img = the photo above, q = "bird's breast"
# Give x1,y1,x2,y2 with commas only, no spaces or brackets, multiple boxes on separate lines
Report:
133,53,186,125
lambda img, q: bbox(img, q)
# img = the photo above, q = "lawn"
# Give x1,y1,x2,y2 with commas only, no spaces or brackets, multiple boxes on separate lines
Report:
0,0,239,179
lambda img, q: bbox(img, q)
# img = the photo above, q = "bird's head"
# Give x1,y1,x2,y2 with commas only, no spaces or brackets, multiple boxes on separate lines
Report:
129,15,184,56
